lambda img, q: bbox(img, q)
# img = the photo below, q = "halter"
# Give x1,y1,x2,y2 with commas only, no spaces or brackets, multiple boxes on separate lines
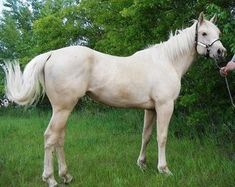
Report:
194,22,220,58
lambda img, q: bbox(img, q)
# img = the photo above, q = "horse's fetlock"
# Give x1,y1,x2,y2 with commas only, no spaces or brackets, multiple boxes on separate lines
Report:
59,168,68,178
138,156,146,164
42,172,52,181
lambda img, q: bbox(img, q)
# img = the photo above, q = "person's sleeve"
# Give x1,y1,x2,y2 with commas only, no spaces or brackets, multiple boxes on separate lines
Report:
232,54,235,62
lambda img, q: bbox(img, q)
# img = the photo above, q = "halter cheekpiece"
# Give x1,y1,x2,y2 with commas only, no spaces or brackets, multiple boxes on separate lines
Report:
194,22,220,58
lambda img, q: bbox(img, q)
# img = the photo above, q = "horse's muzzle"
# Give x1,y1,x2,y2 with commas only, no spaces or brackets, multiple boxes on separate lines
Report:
217,47,227,58
214,46,227,61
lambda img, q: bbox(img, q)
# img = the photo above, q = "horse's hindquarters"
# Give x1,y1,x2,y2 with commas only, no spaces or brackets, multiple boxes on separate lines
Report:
43,47,93,107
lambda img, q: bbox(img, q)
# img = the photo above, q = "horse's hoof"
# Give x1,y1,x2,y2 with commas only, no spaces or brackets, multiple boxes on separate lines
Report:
158,165,173,176
137,159,147,171
61,173,73,184
42,175,58,187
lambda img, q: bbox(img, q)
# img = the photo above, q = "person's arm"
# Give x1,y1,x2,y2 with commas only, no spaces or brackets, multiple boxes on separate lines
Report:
220,54,235,76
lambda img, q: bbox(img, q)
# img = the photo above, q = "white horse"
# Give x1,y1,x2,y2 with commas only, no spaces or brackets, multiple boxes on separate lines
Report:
4,13,226,187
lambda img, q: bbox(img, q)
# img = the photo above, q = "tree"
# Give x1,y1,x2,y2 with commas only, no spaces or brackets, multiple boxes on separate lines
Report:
32,0,84,55
0,0,35,62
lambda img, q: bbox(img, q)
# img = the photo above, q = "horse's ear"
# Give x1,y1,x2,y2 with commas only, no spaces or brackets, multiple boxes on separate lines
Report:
210,14,217,23
198,12,205,24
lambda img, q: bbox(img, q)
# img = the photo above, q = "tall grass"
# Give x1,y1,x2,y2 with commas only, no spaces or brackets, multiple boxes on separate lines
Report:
0,107,234,187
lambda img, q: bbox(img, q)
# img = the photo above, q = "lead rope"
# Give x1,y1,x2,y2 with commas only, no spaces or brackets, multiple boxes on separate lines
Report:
224,77,235,108
214,60,235,108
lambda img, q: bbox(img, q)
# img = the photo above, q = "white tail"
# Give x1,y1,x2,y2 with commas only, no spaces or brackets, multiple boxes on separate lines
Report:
4,52,52,106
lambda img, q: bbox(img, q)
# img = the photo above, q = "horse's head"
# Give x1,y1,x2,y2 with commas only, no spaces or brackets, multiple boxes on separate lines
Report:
195,12,226,60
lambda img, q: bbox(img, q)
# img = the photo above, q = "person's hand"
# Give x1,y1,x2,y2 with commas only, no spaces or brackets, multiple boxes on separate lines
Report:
220,67,228,77
219,61,235,76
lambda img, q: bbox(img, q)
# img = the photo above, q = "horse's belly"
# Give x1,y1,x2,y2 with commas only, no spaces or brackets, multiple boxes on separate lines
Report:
86,90,155,109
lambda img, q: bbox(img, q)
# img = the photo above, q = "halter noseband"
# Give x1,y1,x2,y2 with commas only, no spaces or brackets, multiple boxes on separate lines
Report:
194,22,220,58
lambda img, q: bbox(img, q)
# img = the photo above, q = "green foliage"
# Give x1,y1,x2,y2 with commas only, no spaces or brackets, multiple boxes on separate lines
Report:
32,0,84,55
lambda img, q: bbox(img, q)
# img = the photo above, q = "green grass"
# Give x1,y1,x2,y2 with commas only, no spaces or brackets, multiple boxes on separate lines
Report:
0,107,235,187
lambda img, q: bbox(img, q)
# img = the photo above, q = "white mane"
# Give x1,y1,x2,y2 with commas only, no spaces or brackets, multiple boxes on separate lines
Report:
150,22,197,61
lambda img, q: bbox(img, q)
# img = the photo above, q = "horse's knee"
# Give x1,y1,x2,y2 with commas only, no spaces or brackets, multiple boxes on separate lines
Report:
44,130,60,148
157,135,167,147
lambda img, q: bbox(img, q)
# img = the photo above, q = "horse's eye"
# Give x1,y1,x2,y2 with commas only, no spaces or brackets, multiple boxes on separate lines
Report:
202,32,207,36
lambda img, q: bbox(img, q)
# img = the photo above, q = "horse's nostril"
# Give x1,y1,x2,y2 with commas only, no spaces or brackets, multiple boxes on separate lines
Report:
224,49,227,57
217,49,221,55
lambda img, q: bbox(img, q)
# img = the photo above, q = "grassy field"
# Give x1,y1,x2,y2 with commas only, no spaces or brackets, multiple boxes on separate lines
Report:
0,107,234,187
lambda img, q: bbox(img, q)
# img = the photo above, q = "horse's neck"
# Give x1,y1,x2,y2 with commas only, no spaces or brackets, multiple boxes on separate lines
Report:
163,23,197,78
173,50,196,78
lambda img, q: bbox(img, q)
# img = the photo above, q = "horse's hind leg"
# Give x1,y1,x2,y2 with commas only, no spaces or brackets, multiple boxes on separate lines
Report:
56,139,73,184
42,102,76,187
137,109,155,169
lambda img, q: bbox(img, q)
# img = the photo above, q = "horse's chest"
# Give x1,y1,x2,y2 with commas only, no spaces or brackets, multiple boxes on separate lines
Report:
153,77,181,102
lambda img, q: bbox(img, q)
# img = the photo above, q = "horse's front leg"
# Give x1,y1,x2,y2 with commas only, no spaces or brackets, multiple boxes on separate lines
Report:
155,100,174,175
137,109,155,169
